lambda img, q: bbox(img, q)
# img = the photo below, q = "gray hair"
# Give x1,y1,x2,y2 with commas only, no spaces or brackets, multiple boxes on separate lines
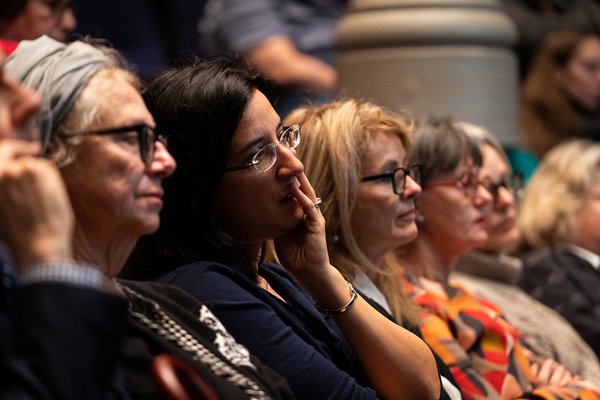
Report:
5,35,136,164
408,116,482,184
454,121,511,168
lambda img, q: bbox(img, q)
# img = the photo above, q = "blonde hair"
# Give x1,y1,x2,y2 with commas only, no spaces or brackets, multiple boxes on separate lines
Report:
286,98,418,325
516,139,600,254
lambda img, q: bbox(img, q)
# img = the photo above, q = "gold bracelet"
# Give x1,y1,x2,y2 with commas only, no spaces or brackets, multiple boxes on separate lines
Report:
314,281,358,318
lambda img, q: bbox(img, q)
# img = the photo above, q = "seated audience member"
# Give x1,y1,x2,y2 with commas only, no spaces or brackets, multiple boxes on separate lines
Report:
285,98,463,400
499,0,600,79
0,41,113,400
125,58,441,399
452,122,600,382
199,0,345,116
396,116,600,399
286,99,421,325
0,0,76,43
5,35,294,399
521,29,600,158
517,139,600,360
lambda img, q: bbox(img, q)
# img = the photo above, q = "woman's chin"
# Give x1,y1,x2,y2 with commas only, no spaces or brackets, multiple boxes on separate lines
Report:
470,236,489,249
393,225,419,247
137,217,161,236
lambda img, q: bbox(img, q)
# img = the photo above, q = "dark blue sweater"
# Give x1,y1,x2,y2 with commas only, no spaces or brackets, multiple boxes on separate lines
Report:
157,260,379,399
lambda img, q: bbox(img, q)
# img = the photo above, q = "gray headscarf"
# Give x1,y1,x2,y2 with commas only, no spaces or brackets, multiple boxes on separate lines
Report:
5,35,111,150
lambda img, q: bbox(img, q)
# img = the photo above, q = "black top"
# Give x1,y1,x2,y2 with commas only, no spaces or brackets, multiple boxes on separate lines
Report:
519,245,600,358
0,269,293,399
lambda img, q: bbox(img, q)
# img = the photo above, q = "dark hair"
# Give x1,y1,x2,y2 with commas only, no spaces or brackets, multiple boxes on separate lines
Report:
0,0,27,21
0,0,73,21
521,29,599,157
409,116,482,185
123,56,274,280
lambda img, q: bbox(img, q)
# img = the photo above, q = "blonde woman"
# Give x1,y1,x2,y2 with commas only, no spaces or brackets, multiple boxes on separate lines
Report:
286,99,419,324
517,139,600,359
287,99,463,399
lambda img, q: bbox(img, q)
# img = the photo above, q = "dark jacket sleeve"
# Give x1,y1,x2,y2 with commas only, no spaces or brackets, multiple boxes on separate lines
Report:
1,283,129,400
520,248,600,358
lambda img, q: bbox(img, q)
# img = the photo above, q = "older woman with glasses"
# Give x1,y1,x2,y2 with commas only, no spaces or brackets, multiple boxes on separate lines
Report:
5,36,296,399
126,58,441,399
451,123,600,382
396,116,600,399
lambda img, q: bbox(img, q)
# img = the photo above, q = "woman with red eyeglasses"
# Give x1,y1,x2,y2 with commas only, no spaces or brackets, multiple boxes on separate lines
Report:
451,122,600,384
395,116,600,399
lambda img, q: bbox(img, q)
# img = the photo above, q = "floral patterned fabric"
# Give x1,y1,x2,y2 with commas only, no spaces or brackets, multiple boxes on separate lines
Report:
401,274,600,400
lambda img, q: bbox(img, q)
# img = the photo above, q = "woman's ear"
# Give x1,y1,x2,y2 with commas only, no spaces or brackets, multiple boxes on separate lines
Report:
553,64,568,89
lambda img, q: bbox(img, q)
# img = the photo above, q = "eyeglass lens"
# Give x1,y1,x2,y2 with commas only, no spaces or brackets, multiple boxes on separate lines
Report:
481,173,524,202
140,126,158,165
393,166,421,194
253,125,301,172
458,172,480,197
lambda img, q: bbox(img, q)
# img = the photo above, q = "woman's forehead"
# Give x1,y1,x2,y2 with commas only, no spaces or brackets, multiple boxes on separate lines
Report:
86,75,151,124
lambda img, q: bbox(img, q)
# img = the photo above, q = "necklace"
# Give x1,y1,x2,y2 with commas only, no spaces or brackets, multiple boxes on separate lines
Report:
123,285,272,400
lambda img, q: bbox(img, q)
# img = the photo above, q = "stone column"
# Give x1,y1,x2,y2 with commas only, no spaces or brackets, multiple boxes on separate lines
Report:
336,0,520,146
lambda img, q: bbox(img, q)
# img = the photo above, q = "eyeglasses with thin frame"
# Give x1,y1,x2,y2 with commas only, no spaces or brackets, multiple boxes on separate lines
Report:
481,172,524,205
223,124,301,173
360,165,422,195
77,124,166,166
426,169,490,198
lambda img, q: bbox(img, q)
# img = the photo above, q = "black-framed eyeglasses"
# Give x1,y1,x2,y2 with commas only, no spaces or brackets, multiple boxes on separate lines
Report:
481,172,524,205
223,124,301,173
360,165,422,195
83,124,166,165
426,169,488,198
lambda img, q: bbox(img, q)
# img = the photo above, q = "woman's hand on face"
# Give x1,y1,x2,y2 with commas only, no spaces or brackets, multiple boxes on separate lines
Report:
273,172,330,281
0,139,74,268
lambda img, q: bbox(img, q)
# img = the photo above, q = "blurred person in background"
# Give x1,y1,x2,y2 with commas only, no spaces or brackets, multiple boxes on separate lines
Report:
521,29,600,158
517,139,600,360
500,0,600,78
0,0,76,43
199,0,347,117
